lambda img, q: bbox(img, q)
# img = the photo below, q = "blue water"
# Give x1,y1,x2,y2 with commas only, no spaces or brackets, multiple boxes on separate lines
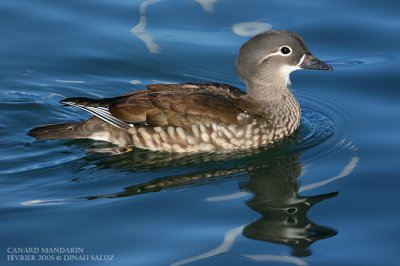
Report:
1,0,399,265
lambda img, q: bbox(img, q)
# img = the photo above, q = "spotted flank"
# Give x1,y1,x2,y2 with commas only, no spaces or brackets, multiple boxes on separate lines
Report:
127,119,278,152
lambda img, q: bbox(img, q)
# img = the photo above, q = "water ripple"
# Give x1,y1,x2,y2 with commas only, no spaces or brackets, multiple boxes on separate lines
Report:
328,54,393,68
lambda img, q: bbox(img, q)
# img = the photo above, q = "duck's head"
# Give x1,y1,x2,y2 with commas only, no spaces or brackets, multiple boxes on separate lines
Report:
236,30,332,88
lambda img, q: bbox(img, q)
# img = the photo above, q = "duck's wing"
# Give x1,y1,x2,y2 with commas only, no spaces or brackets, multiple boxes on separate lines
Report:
61,83,260,130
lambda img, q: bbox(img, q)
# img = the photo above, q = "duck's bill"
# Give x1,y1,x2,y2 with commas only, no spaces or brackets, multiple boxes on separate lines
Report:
300,54,333,70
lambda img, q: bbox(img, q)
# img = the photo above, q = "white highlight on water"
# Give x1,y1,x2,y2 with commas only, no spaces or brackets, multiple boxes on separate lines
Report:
129,79,142,85
242,255,307,266
171,225,245,266
131,0,160,53
299,156,359,193
205,192,250,202
195,0,217,12
55,79,85,84
232,22,272,37
171,224,307,266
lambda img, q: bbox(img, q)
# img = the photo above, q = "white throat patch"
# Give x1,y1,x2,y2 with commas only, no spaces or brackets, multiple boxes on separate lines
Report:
280,54,306,84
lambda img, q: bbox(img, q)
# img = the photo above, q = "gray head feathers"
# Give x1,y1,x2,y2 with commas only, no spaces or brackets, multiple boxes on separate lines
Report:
236,30,311,86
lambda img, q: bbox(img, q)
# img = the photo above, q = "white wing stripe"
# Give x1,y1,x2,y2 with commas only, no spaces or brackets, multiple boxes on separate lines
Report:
62,101,129,130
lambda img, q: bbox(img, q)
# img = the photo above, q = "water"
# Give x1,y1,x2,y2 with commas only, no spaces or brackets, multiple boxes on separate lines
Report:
1,0,399,265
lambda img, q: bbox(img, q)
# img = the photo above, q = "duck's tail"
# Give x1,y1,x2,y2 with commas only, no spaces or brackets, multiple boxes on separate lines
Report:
28,117,133,149
27,121,90,140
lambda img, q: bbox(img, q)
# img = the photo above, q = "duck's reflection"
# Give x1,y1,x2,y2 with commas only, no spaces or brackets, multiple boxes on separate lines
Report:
81,149,337,257
242,168,337,257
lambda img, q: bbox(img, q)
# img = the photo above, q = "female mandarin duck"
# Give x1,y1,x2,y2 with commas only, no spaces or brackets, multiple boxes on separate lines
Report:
29,30,332,153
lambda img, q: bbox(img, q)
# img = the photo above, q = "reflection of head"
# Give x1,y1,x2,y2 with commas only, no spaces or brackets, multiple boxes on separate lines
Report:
241,155,338,257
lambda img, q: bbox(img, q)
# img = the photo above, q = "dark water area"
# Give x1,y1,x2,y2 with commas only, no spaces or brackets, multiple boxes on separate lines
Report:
1,0,399,265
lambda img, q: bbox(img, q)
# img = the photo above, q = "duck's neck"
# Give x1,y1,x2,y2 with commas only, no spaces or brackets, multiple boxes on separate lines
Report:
247,80,289,102
246,76,301,129
246,73,292,104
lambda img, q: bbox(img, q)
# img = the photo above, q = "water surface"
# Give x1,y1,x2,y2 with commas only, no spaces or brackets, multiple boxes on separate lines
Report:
1,0,400,265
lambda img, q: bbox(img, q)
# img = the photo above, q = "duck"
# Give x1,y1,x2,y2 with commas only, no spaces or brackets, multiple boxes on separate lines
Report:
28,30,332,153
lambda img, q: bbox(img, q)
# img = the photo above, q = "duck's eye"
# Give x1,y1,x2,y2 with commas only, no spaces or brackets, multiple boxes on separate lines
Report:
280,46,291,55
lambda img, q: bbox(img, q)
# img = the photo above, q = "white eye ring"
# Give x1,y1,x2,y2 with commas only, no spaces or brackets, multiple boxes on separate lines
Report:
279,46,292,56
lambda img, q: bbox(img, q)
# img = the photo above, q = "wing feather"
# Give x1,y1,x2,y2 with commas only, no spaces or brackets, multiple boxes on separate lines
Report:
61,100,130,130
60,83,259,130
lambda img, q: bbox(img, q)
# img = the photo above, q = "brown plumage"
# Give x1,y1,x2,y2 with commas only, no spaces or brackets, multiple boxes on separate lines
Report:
71,83,263,127
28,30,332,153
